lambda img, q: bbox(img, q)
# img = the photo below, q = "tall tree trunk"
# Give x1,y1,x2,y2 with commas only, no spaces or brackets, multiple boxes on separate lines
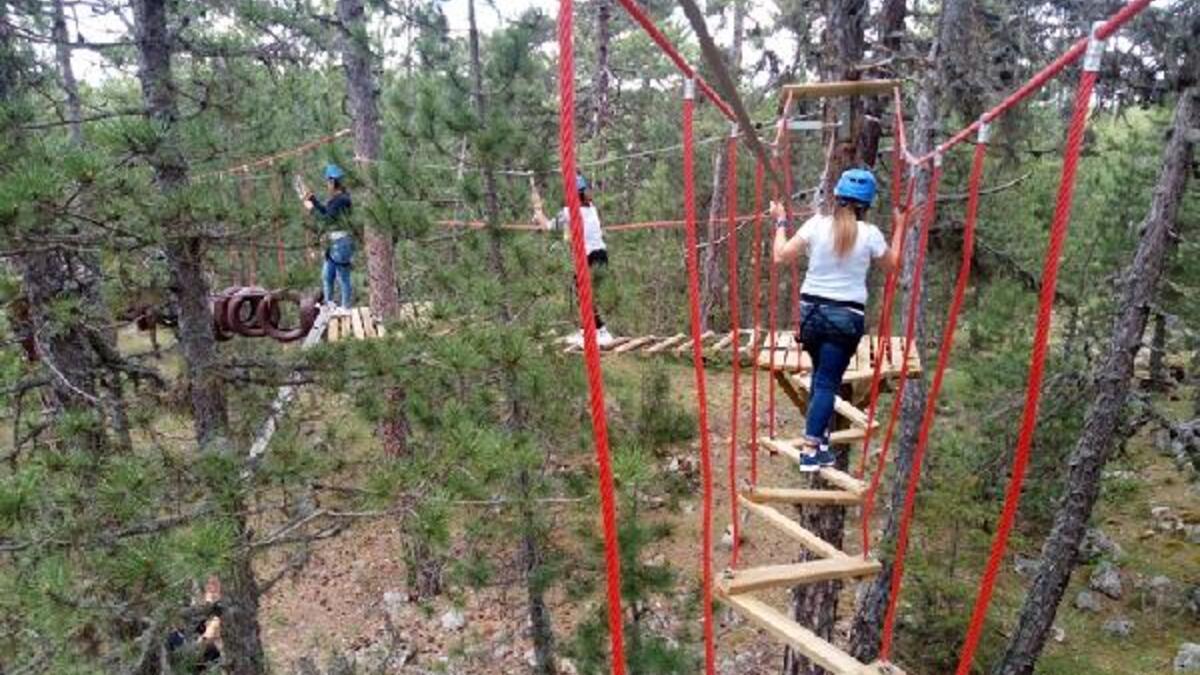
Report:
590,0,612,140
50,0,82,144
848,0,972,662
858,0,907,166
131,3,264,672
701,5,744,329
468,2,556,669
335,0,410,458
992,73,1197,675
782,4,865,673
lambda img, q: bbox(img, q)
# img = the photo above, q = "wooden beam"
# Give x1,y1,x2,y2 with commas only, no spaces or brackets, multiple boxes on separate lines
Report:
717,592,869,675
360,307,377,338
744,487,862,506
791,375,872,429
613,335,657,354
674,330,715,354
711,330,736,353
645,334,687,354
738,495,847,558
350,308,366,340
722,556,881,595
781,79,902,101
818,467,868,496
603,336,632,351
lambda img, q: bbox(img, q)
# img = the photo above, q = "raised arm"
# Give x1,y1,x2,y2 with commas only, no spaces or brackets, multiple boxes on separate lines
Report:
875,206,908,273
771,201,808,265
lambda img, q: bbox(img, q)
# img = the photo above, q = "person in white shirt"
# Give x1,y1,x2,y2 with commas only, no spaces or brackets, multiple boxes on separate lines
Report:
772,167,905,471
534,173,615,347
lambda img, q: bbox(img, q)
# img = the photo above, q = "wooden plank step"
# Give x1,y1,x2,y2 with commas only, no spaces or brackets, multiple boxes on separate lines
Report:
612,335,657,354
350,308,366,340
782,79,902,101
674,330,715,354
792,376,872,429
360,307,377,338
818,467,868,496
645,334,687,354
711,331,736,353
717,592,868,675
603,336,632,351
721,556,881,595
744,486,863,506
737,495,847,558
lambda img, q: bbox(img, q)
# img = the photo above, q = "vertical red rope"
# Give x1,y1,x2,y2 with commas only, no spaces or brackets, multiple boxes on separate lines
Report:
682,80,716,675
725,134,743,568
782,129,801,339
954,61,1101,675
876,159,943,657
556,3,626,672
855,174,915,482
856,97,916,482
748,159,766,485
861,161,942,565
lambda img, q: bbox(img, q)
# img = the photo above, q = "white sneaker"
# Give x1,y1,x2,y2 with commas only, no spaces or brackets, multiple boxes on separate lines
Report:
596,326,615,348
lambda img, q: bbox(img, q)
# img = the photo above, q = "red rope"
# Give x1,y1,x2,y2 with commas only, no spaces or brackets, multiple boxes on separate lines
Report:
725,134,743,568
782,129,801,339
612,0,736,122
954,64,1100,675
914,0,1151,163
748,158,766,485
555,3,626,672
682,80,717,675
855,172,917,481
876,159,943,657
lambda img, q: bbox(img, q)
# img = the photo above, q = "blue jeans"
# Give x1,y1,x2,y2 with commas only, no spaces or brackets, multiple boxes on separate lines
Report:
322,259,352,307
799,301,865,443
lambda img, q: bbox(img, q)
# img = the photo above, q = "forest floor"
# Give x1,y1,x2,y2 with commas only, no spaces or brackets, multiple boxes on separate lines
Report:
254,354,1197,674
118,327,1197,674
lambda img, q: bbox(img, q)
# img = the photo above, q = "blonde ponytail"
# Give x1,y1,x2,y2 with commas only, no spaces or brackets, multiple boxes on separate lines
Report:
833,203,859,258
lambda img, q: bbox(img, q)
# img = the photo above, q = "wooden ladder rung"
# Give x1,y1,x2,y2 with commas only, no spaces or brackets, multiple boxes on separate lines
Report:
818,467,868,496
737,496,847,558
721,556,881,595
674,330,716,354
781,79,902,101
603,336,632,351
717,592,870,675
645,334,687,354
744,487,863,506
613,335,657,354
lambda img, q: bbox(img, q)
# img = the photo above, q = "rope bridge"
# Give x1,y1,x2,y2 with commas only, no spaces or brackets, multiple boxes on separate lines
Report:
551,1,1156,674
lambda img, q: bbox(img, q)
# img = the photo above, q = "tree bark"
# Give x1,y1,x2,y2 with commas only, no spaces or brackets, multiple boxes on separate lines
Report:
335,0,411,458
590,0,612,140
992,74,1197,675
1146,310,1167,388
50,0,82,145
848,0,971,661
132,3,264,672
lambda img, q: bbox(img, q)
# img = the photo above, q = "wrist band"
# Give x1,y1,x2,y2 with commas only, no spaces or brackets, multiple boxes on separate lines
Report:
775,218,789,228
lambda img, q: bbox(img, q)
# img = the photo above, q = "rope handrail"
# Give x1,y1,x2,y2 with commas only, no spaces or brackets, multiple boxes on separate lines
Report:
555,2,626,673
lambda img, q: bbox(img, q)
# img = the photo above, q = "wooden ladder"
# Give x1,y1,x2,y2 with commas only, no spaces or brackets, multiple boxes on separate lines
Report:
715,333,919,674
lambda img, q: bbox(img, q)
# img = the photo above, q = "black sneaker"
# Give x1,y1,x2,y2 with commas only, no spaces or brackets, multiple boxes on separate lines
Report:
798,452,821,473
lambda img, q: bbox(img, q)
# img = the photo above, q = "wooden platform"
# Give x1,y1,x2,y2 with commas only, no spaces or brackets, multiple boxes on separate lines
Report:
325,307,385,342
781,79,902,101
757,335,922,382
559,328,762,360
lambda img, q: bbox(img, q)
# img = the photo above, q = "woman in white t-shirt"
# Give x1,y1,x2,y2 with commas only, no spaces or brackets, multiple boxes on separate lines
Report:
534,173,614,347
772,168,904,471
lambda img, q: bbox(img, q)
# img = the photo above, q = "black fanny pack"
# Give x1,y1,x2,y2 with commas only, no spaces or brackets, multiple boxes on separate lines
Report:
801,293,865,313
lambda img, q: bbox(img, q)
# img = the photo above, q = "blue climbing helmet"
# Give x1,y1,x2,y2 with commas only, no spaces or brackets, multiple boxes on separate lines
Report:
324,163,346,181
834,168,877,207
576,172,589,194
